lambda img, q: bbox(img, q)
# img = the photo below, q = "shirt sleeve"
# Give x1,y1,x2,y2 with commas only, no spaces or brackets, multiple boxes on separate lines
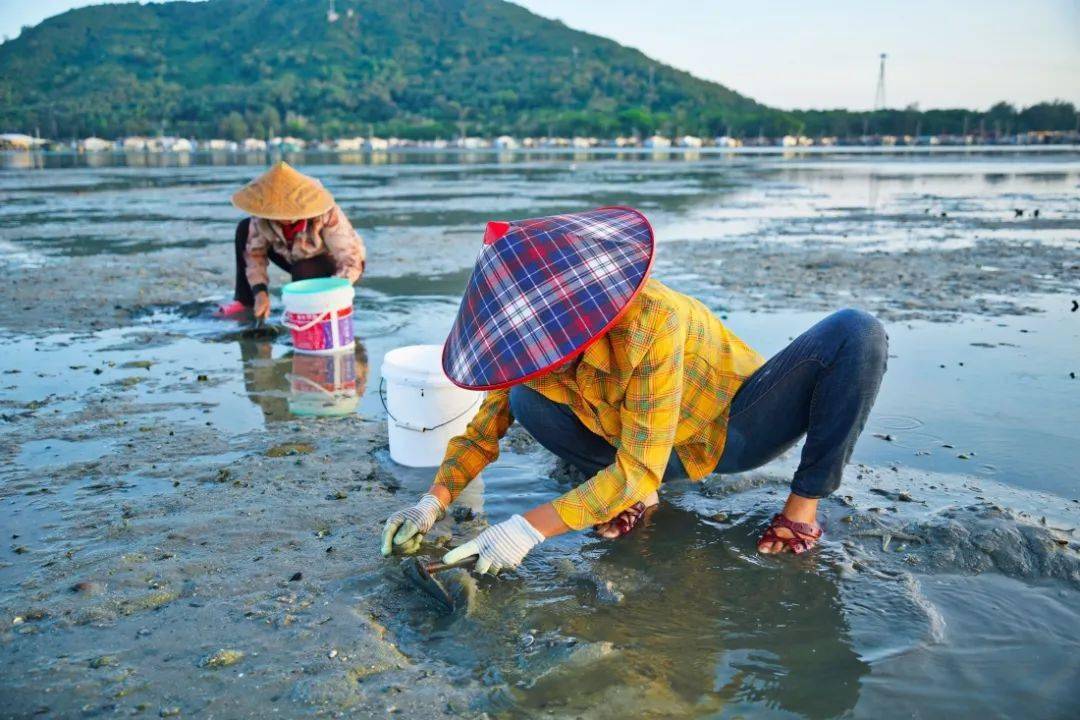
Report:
550,310,684,530
433,388,512,503
244,219,271,290
320,206,366,284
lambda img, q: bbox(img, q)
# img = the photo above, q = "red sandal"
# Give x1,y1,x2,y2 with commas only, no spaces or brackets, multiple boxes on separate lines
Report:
758,513,822,555
592,502,657,539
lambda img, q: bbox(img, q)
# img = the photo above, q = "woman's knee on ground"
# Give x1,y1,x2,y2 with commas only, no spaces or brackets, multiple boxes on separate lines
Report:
828,308,888,372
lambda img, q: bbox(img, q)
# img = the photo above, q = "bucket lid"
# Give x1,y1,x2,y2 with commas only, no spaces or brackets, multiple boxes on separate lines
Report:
283,277,352,295
382,345,458,387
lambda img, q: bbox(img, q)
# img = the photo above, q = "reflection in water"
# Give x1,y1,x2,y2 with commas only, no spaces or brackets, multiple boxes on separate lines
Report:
239,337,368,422
545,508,865,718
402,503,868,718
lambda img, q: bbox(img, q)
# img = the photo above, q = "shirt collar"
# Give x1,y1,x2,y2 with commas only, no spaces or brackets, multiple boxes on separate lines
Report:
581,334,612,374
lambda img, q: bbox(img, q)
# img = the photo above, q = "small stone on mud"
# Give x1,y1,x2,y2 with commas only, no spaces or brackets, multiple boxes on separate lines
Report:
196,374,208,381
267,442,315,458
199,649,244,668
289,572,303,582
452,506,475,523
159,706,181,717
595,580,624,605
89,655,119,668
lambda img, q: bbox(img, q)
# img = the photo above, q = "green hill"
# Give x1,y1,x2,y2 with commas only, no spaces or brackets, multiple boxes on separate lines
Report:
0,0,792,140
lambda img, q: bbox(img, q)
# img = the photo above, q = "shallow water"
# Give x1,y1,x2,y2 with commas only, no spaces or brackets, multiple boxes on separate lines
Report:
1,151,1078,718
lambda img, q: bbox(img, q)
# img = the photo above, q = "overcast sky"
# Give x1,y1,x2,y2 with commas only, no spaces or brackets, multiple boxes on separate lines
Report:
1,0,1077,110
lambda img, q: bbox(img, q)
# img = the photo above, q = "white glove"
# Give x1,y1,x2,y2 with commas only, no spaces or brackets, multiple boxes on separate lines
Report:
381,494,445,556
442,515,545,575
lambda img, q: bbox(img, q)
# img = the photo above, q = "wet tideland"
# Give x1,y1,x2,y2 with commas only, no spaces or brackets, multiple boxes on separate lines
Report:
1,150,1078,719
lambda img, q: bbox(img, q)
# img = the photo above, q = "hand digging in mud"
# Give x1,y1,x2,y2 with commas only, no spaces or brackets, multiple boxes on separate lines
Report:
384,209,887,572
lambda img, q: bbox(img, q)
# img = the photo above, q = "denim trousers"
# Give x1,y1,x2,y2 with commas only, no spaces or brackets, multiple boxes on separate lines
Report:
508,309,888,499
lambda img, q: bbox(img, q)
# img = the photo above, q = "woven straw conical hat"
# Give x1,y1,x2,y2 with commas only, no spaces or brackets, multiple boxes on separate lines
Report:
231,161,335,220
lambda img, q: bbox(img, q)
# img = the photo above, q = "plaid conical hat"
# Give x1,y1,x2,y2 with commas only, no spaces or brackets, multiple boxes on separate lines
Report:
231,161,335,220
442,206,655,390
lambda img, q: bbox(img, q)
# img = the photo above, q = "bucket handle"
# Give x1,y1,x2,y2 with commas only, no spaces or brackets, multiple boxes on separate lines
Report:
286,373,351,399
379,378,482,433
281,309,333,333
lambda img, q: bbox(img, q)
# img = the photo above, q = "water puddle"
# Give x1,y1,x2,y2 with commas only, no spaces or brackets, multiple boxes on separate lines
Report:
16,437,116,469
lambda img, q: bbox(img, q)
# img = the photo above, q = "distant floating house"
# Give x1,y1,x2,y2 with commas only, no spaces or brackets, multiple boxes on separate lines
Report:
613,136,638,147
205,139,237,151
79,137,112,153
242,138,268,152
0,133,47,150
494,135,518,150
333,137,365,151
267,136,305,152
364,137,389,151
571,137,595,149
453,137,488,149
781,135,798,147
644,135,671,149
121,136,152,151
158,137,193,152
676,135,703,148
713,136,742,148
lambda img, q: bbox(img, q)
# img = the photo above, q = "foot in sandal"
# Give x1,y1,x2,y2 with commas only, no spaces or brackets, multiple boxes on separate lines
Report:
758,493,822,554
592,491,659,539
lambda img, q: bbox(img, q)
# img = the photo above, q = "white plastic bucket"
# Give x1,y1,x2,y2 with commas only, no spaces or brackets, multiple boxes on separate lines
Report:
281,277,355,355
381,344,483,467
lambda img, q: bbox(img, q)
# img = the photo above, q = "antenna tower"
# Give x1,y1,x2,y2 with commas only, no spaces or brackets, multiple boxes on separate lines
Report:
874,53,887,110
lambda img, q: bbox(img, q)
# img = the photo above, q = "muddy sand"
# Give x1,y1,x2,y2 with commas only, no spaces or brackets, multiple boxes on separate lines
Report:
1,153,1079,719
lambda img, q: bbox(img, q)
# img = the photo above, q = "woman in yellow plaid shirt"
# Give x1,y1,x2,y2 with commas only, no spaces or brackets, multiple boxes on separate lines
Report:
382,208,886,573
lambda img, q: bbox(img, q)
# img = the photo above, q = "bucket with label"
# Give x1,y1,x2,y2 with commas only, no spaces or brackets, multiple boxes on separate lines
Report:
281,277,355,355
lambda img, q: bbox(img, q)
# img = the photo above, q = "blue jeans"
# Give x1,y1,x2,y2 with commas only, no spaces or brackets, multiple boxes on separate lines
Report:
508,309,888,499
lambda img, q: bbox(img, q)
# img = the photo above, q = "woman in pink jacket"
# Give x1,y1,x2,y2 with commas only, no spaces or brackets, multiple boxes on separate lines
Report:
219,162,366,320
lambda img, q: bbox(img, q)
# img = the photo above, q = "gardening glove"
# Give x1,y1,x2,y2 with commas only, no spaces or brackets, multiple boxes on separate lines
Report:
442,515,545,576
381,494,446,556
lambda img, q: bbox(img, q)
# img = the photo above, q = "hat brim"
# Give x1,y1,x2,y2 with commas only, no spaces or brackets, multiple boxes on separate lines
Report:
231,192,335,221
442,206,655,391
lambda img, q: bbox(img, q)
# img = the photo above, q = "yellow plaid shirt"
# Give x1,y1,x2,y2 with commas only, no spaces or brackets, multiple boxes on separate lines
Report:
433,279,765,530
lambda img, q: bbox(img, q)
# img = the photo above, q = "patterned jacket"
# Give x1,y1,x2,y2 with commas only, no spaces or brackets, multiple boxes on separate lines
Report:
433,279,765,530
244,204,366,288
